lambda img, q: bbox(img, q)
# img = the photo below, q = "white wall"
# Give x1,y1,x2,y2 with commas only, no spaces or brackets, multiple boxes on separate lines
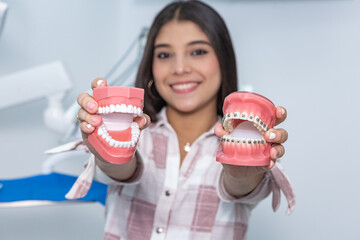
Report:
0,0,359,239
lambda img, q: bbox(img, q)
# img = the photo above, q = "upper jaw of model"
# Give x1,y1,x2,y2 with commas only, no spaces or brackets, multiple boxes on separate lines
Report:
216,91,276,166
221,112,269,144
88,86,144,164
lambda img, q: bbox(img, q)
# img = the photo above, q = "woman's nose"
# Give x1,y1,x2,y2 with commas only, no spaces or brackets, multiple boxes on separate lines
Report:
171,56,190,75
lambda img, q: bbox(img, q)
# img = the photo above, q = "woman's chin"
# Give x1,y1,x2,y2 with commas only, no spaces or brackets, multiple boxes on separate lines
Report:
173,103,211,115
168,103,198,114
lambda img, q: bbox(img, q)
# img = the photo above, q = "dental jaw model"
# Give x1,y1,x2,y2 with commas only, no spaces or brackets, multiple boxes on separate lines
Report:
216,92,276,166
88,87,144,164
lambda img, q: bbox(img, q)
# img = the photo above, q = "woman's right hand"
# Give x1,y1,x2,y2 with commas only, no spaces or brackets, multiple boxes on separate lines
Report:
77,78,105,145
76,78,151,160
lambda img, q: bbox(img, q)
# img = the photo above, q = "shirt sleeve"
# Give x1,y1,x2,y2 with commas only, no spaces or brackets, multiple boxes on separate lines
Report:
216,161,295,214
94,150,145,186
216,168,272,207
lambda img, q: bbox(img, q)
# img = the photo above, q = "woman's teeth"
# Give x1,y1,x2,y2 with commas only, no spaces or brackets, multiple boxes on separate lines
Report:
171,82,198,90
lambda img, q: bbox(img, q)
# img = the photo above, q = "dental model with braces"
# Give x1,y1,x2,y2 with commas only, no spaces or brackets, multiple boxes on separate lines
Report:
216,92,276,166
88,87,144,164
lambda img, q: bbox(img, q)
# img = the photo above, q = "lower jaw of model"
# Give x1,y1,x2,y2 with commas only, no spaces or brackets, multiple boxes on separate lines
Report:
216,92,276,166
88,87,144,164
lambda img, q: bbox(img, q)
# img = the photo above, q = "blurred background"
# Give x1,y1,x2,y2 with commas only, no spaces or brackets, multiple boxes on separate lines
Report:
0,0,359,239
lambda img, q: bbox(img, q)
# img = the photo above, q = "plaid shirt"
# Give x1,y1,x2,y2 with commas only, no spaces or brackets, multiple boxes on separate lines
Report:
93,108,295,240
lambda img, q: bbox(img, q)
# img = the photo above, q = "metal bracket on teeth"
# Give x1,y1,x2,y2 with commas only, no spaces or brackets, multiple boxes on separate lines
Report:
223,113,270,133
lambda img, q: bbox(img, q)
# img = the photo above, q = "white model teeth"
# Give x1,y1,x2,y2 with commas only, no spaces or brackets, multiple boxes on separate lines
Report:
223,112,270,133
240,112,248,120
97,122,140,148
97,104,143,116
120,104,127,112
101,133,107,139
127,105,133,113
137,108,143,116
109,104,115,113
220,135,265,145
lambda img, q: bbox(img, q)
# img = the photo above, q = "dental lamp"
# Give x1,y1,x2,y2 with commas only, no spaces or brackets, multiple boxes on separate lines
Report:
0,61,74,133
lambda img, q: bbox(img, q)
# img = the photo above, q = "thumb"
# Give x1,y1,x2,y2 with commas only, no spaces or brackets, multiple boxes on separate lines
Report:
214,123,229,138
134,114,151,130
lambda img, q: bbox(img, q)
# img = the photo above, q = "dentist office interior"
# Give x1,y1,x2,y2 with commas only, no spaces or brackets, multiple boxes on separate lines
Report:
0,0,359,239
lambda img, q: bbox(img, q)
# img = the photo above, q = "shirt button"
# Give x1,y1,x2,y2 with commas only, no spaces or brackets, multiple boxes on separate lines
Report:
156,227,164,234
165,190,171,196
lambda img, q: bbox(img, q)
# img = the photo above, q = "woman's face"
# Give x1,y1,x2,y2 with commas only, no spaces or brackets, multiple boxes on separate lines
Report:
152,20,221,114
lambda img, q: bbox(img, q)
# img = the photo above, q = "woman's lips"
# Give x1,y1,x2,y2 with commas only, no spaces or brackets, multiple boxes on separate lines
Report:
170,81,200,94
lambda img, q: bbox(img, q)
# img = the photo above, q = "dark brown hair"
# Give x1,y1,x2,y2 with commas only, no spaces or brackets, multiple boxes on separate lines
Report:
135,0,238,122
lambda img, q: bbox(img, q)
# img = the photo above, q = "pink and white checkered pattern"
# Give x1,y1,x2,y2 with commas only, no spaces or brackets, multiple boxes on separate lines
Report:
89,108,295,240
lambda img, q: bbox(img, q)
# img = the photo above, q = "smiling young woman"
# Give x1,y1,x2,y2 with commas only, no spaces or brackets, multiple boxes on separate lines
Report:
151,20,222,163
75,1,294,239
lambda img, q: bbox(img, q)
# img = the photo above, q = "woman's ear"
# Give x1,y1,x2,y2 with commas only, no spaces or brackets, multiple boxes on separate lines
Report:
147,79,160,100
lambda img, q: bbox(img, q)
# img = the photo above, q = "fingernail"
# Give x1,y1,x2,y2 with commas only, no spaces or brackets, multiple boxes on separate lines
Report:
87,101,95,110
97,79,103,86
281,108,285,115
87,124,92,129
139,116,147,127
269,132,276,140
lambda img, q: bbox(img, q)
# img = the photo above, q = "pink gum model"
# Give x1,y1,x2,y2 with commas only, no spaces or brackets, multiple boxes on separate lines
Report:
216,91,276,166
88,87,144,164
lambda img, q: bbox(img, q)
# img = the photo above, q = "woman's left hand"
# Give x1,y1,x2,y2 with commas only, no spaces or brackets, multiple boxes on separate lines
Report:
264,106,288,169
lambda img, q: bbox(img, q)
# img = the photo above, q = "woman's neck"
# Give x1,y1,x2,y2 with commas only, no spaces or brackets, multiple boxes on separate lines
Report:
166,102,218,144
166,101,219,166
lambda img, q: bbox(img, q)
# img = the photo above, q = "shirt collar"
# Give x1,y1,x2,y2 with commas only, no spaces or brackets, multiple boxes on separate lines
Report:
152,107,168,128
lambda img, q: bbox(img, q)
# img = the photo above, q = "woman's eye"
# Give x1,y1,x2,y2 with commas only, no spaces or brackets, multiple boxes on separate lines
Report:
191,49,208,56
157,52,171,59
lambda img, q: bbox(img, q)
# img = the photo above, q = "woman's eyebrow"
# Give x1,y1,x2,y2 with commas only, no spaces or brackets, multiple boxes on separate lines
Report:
187,40,211,46
154,43,170,49
154,40,211,49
